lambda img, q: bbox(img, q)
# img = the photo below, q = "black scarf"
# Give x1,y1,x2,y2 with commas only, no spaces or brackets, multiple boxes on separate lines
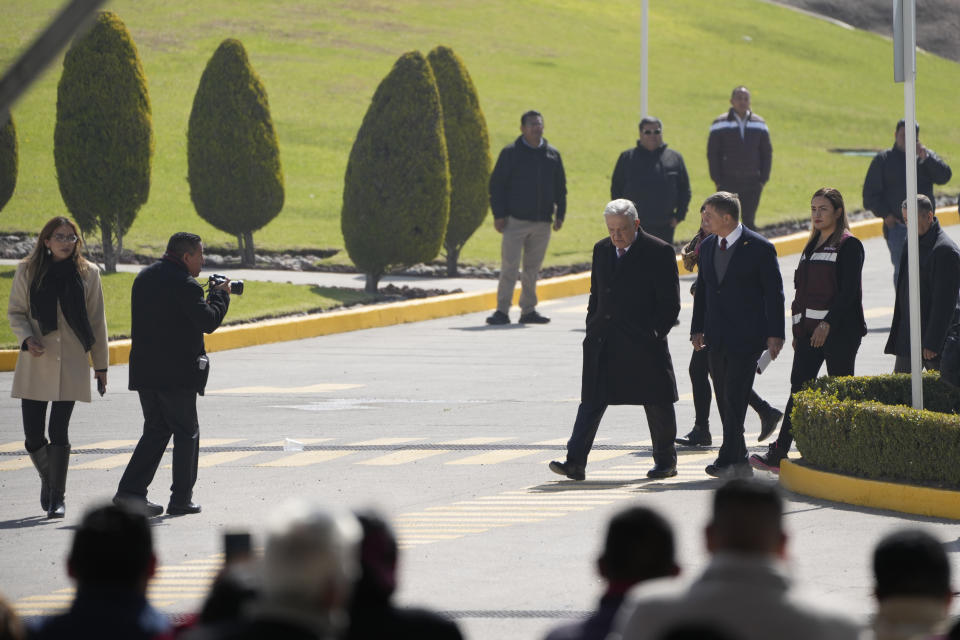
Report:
29,259,96,352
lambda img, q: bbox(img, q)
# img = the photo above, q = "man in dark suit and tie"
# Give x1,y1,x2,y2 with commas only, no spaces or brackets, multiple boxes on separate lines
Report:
691,192,785,478
550,199,680,481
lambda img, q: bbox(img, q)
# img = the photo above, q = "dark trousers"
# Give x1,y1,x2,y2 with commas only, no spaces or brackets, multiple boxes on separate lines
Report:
22,399,75,450
718,183,762,230
566,400,677,469
689,348,775,428
118,389,199,504
708,346,761,466
776,337,859,451
893,353,939,373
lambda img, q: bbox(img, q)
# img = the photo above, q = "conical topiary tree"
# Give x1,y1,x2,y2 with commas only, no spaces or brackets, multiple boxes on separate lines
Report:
188,39,284,267
0,112,16,213
427,46,490,277
342,51,450,292
54,11,152,272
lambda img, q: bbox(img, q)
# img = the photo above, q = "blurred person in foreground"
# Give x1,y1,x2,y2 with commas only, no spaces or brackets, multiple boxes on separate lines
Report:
611,479,858,640
0,592,25,640
8,216,108,518
544,506,679,640
346,511,462,640
870,529,953,640
27,503,170,640
186,500,360,640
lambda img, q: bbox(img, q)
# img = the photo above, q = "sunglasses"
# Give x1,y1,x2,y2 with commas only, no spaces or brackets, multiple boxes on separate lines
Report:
52,233,79,243
642,129,662,135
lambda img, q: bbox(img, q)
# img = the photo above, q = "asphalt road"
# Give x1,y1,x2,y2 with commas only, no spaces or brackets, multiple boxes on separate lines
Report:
1,227,958,639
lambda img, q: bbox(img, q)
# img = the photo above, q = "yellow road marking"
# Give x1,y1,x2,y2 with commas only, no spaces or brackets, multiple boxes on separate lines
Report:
446,450,543,465
72,453,133,470
0,456,31,471
358,450,448,465
348,437,422,446
262,438,333,447
0,441,24,452
256,450,356,467
439,437,515,445
78,439,138,450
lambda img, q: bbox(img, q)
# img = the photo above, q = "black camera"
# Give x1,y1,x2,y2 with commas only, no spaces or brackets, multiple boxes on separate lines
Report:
208,273,244,295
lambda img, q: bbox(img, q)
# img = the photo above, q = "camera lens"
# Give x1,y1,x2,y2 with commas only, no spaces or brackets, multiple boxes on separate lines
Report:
230,280,244,295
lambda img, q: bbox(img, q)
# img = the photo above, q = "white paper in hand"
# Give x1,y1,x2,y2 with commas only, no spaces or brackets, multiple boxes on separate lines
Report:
756,349,773,375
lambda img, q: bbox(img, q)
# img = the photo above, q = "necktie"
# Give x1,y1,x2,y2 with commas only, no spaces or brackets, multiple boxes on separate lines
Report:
720,238,728,251
617,247,625,259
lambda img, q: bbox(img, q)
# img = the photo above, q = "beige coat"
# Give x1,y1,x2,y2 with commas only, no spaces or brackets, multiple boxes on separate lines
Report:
8,261,109,402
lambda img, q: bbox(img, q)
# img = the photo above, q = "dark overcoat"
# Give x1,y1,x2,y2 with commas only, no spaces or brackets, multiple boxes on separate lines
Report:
581,232,680,405
128,258,229,392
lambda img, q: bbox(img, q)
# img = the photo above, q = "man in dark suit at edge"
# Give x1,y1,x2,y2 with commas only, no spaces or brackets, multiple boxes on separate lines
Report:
549,199,680,481
691,192,784,479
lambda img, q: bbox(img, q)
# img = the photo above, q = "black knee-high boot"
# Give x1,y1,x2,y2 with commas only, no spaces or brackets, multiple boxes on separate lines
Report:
46,444,70,519
26,443,50,513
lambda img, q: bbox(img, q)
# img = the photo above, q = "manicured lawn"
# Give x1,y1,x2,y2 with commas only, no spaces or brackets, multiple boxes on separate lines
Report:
0,265,377,349
1,0,958,269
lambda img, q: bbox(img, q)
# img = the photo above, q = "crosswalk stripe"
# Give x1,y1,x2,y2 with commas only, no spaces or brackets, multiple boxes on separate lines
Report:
72,453,132,470
348,437,423,446
256,450,356,467
0,456,31,471
200,438,246,447
163,451,258,469
0,441,24,453
358,450,448,465
78,439,138,450
262,438,334,447
446,450,543,465
438,437,515,445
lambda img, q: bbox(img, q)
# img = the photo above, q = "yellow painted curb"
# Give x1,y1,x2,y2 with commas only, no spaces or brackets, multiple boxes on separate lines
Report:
2,206,956,371
780,459,960,520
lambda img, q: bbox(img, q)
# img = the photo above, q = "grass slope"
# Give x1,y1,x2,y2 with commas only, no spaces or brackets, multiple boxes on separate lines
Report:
0,265,376,348
1,0,957,269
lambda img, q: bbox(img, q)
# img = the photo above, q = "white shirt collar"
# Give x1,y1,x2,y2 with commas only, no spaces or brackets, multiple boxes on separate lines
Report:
719,224,743,247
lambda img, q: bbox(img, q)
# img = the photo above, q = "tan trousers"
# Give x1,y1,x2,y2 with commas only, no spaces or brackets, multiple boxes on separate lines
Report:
497,216,552,315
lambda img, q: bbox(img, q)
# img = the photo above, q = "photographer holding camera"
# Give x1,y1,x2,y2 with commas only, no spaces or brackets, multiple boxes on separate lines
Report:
113,232,231,517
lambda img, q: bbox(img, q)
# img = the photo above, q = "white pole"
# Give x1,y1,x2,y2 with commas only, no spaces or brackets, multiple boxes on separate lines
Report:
902,0,922,409
640,0,648,118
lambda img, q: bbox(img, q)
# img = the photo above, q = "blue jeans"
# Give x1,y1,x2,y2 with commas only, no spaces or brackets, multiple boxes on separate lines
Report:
886,221,906,286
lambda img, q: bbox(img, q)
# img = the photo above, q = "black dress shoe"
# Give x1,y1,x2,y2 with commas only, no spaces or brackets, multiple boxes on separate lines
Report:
548,460,585,481
113,494,164,517
646,465,677,479
486,311,510,325
676,427,712,447
167,502,202,515
519,311,551,324
705,462,753,479
758,407,784,442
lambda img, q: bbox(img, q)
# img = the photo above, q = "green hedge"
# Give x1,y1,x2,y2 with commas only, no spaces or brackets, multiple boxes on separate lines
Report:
792,373,960,487
54,11,153,271
188,38,284,267
427,45,490,276
0,112,16,212
341,51,450,292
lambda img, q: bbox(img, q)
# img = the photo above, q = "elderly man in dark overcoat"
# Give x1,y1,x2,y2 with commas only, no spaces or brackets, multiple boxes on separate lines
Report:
550,199,680,481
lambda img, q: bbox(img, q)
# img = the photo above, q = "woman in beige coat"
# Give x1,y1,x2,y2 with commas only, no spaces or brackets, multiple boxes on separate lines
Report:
8,216,108,518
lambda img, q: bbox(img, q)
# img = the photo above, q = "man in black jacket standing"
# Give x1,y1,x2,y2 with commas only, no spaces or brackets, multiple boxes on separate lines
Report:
549,199,679,481
486,110,566,326
707,86,773,231
114,232,230,517
611,116,691,244
863,120,952,285
885,195,960,373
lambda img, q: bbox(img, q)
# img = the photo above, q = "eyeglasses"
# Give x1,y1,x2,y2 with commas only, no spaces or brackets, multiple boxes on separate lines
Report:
642,129,662,135
52,233,78,243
